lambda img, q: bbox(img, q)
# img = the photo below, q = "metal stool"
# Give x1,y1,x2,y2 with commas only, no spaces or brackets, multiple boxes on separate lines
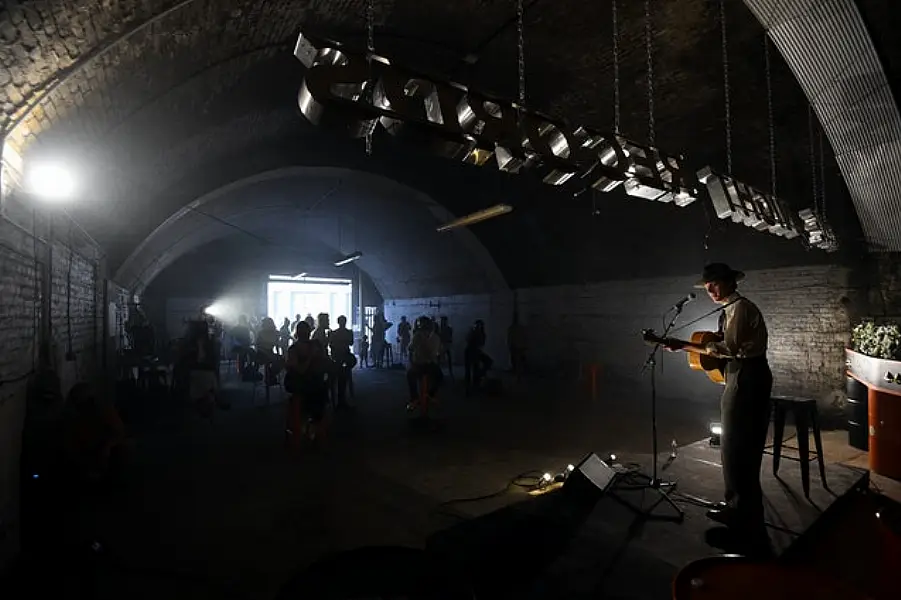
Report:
769,395,827,496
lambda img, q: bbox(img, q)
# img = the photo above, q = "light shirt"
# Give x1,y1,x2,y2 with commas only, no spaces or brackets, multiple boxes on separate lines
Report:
410,331,442,365
705,293,768,360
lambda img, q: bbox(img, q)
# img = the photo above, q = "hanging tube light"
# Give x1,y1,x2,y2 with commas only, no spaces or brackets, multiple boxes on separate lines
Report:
334,251,363,266
436,204,513,232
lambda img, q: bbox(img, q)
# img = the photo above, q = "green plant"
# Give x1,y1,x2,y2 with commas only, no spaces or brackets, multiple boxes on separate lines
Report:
851,321,901,360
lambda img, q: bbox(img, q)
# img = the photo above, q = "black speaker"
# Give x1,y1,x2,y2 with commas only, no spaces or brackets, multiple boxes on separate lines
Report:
846,376,867,402
563,453,618,502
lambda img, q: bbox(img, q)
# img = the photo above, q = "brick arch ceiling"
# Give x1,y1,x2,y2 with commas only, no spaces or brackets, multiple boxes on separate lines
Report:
114,166,509,300
1,0,898,253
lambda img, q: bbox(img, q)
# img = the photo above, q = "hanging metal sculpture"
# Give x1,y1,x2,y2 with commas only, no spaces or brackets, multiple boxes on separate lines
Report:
291,3,835,251
294,30,700,208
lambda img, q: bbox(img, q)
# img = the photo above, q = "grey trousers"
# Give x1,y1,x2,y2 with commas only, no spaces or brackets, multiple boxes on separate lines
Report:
720,356,773,527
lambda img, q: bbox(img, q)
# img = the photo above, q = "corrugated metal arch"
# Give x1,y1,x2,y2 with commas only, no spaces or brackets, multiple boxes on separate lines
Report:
745,0,901,251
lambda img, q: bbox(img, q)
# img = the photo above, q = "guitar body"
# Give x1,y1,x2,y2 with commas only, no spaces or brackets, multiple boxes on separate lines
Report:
642,329,726,385
687,331,726,385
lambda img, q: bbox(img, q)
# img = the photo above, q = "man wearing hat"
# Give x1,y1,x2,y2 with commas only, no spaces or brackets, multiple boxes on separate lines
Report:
667,263,772,545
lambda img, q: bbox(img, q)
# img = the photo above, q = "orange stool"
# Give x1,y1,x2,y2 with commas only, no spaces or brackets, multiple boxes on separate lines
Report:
418,374,431,416
584,363,601,399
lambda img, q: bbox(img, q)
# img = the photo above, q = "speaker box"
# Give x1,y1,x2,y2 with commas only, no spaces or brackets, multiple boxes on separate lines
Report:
563,453,618,502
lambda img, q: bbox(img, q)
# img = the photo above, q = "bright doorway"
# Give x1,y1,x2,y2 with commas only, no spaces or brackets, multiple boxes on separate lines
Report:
267,276,353,327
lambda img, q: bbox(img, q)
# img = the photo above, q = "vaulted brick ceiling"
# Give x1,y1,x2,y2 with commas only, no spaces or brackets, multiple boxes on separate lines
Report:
1,0,897,296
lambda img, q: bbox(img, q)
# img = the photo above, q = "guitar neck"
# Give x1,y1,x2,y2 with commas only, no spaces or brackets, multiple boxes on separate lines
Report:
645,334,710,355
673,338,709,353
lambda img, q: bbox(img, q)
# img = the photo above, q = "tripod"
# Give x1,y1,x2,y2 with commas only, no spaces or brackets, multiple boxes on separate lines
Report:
615,304,686,522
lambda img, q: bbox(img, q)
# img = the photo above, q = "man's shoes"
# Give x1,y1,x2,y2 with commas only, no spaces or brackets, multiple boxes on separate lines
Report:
706,507,738,527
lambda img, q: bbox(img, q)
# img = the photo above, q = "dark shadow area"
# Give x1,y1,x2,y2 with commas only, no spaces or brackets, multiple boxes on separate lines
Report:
276,546,476,600
426,487,601,599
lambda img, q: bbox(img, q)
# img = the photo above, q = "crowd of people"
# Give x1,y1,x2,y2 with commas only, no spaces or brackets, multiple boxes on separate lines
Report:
170,307,528,447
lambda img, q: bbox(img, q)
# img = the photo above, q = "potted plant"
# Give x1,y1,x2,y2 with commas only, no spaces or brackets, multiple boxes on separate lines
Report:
851,321,901,360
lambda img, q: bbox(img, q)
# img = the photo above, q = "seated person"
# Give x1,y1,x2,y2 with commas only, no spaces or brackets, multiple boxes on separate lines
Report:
406,316,444,409
62,382,129,481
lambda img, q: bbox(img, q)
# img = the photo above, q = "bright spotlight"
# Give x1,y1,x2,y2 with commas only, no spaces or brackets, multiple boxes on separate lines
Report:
204,303,225,318
25,161,77,201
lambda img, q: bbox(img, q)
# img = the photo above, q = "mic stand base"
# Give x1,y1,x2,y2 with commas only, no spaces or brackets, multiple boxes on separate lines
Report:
613,471,684,523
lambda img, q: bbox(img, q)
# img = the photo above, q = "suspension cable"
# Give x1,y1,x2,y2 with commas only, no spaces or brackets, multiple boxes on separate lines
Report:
365,0,375,155
719,0,732,174
808,105,819,220
644,0,655,146
612,0,620,133
764,34,777,199
818,124,834,245
516,0,526,108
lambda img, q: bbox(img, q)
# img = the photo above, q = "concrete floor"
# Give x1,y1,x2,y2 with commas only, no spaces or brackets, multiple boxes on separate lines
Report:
15,366,898,598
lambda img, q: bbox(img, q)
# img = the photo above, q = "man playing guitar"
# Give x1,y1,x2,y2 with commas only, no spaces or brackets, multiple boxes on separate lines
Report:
663,263,772,550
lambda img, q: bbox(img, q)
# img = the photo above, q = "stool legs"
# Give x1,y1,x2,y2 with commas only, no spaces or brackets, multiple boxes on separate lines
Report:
772,403,787,475
811,408,828,489
796,409,811,497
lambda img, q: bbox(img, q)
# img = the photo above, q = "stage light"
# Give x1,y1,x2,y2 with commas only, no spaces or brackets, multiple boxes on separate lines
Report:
709,422,722,446
436,204,513,232
203,300,241,322
334,251,362,266
542,472,552,482
25,161,77,201
567,464,575,472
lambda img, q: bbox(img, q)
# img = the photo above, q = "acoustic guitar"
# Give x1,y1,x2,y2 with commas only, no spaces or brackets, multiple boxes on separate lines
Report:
642,329,726,385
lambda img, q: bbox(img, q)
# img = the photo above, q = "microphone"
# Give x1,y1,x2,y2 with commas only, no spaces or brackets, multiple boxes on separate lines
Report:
671,293,696,311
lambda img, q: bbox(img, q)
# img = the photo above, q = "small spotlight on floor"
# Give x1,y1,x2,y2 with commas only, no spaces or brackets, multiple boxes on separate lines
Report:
709,421,722,447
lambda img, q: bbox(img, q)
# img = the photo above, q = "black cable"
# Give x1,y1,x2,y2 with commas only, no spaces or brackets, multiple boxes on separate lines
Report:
66,222,74,358
436,470,546,509
0,370,36,387
32,206,39,372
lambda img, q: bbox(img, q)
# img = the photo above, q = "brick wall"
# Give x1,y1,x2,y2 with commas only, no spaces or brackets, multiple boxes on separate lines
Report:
50,239,99,393
0,215,41,572
385,264,859,412
868,254,901,321
0,202,106,574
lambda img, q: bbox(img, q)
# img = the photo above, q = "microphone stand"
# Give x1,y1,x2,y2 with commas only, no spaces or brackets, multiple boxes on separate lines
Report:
619,304,686,522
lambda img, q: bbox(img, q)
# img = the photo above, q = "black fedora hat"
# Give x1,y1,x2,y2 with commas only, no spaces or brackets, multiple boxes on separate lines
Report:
694,263,745,288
